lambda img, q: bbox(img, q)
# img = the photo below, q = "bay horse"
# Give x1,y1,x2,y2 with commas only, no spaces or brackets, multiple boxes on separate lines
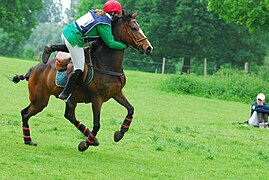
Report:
12,11,153,152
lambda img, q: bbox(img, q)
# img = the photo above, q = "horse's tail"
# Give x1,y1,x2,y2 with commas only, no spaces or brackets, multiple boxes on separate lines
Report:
12,67,33,84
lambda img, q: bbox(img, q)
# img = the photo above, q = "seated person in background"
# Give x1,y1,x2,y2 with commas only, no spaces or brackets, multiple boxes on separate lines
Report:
247,93,269,127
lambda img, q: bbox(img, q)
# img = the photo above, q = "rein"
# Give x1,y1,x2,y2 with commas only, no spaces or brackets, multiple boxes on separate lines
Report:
126,44,143,54
93,67,124,77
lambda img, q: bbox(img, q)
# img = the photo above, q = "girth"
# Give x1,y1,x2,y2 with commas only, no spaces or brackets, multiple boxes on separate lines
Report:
93,67,125,87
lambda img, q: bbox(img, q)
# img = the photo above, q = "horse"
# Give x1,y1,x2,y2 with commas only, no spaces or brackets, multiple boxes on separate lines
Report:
12,11,153,152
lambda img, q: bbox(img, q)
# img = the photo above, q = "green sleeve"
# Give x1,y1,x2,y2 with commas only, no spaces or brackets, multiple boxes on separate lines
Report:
96,24,126,50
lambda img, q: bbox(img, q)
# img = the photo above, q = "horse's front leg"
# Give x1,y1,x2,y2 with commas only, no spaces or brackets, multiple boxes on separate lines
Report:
78,98,103,152
113,90,134,142
64,102,99,146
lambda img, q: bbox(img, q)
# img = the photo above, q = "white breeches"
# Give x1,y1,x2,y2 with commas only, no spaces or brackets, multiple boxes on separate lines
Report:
62,34,85,71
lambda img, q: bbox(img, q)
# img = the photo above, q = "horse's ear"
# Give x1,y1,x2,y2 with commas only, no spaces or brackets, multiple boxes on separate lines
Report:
132,11,138,18
122,9,126,17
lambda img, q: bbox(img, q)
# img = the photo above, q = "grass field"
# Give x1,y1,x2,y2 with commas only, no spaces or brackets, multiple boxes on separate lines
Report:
1,57,269,179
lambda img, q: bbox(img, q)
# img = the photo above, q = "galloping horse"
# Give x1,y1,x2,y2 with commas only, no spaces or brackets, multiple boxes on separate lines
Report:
12,11,153,152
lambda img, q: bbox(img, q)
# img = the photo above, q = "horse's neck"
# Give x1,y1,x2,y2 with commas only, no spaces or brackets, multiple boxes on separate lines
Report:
93,41,124,72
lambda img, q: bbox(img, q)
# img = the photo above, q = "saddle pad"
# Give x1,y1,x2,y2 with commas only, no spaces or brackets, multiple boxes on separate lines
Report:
55,66,94,87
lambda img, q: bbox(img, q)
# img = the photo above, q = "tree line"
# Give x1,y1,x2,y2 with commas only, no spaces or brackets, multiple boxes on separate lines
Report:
1,0,269,74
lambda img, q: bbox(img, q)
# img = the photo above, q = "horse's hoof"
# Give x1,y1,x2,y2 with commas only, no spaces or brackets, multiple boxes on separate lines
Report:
78,141,89,152
114,131,124,142
93,138,100,146
24,141,37,146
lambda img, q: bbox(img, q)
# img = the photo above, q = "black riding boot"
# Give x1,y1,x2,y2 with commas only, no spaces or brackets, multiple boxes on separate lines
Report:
41,44,69,64
58,69,82,101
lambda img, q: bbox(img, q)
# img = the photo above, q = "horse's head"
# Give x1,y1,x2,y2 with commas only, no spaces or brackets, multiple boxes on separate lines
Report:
113,11,153,54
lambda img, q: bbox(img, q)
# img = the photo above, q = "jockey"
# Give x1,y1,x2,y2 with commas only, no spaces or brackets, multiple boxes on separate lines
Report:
42,0,126,101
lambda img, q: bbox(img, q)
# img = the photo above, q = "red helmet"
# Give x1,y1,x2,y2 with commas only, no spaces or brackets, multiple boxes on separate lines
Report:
103,0,122,14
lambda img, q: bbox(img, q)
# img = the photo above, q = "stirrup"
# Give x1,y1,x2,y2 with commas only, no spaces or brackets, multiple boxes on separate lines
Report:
64,94,72,102
59,92,72,102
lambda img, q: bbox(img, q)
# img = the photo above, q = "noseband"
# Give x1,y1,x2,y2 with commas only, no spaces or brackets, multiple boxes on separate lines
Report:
123,20,148,54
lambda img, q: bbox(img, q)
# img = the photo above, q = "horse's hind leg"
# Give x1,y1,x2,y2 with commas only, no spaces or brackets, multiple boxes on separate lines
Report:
21,101,48,146
21,105,36,145
113,91,134,142
64,102,99,146
21,83,50,146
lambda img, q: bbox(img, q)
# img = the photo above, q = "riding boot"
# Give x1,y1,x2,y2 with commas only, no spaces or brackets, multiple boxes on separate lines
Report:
41,44,69,64
58,69,82,101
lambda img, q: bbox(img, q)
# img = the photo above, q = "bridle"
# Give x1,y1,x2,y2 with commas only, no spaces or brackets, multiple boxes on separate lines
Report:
123,19,148,54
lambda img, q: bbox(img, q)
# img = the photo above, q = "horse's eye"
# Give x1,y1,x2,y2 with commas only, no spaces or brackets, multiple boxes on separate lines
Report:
130,27,138,31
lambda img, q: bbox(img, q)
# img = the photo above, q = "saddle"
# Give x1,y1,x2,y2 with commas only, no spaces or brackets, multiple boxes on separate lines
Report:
55,47,92,83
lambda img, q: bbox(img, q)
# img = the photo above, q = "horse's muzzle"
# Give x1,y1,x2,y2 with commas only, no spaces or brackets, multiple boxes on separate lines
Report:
139,45,153,54
145,46,153,54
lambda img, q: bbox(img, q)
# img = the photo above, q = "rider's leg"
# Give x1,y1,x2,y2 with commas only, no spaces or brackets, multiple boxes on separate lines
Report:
58,69,82,101
58,37,84,101
263,113,268,123
257,112,264,123
41,44,69,64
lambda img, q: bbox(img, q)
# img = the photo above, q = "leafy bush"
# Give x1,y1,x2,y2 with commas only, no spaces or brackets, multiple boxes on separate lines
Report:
160,69,269,104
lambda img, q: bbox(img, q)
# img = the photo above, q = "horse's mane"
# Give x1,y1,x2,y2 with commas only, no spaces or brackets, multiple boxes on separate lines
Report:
122,11,133,22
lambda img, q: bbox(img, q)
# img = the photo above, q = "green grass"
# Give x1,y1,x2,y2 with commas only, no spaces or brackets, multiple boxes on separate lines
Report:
0,56,268,179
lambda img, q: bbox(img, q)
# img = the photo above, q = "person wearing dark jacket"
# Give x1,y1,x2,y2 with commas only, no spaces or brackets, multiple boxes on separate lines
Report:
248,93,269,126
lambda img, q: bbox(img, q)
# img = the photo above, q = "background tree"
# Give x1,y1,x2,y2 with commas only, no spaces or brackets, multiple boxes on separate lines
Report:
23,0,66,59
77,0,106,16
124,0,267,73
0,0,42,56
168,0,266,73
37,0,63,23
207,0,269,32
24,23,64,59
65,0,82,23
0,0,42,42
0,29,18,56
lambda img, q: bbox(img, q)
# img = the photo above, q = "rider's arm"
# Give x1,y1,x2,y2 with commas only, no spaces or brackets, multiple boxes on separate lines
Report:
97,24,126,50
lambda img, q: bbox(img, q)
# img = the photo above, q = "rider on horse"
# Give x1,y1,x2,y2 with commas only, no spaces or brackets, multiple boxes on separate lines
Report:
42,0,126,101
